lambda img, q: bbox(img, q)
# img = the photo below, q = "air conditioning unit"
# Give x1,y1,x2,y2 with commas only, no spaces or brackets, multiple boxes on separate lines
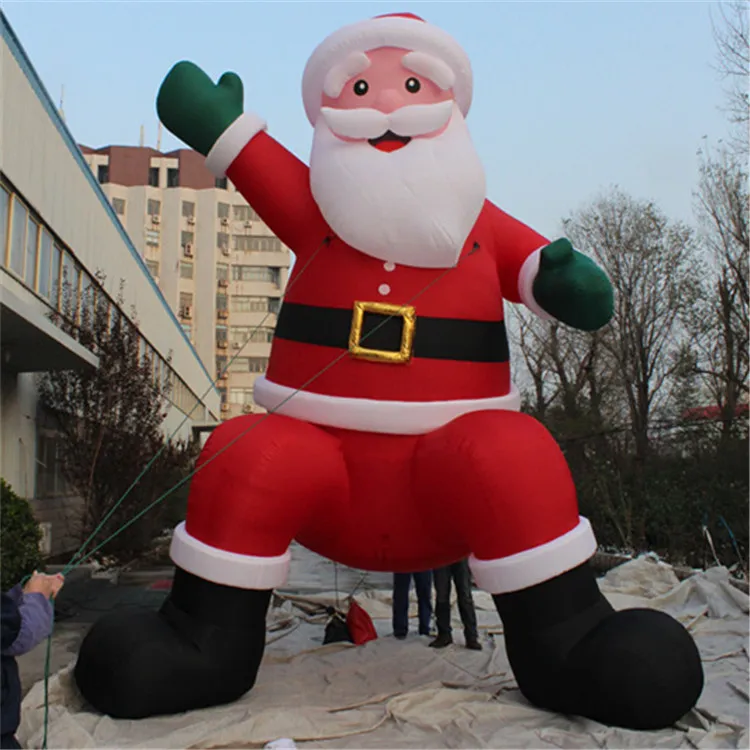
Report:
242,404,254,414
218,279,228,288
151,214,161,225
244,221,253,229
187,216,196,225
220,217,229,226
183,244,194,258
218,340,228,350
232,341,241,350
181,305,193,319
221,247,230,257
217,376,227,385
218,309,229,320
221,403,230,413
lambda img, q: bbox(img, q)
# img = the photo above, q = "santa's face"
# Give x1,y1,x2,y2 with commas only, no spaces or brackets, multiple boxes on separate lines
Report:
309,46,487,269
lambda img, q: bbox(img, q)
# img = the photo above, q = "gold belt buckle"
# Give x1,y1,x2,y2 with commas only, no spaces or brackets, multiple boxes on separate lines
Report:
348,301,416,364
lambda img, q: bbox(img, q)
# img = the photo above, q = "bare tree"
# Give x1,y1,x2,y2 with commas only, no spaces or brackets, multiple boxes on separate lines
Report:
690,145,749,438
711,0,749,152
37,273,196,563
563,189,702,463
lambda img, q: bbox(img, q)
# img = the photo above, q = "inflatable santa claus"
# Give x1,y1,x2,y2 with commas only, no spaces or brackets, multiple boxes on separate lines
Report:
75,12,703,729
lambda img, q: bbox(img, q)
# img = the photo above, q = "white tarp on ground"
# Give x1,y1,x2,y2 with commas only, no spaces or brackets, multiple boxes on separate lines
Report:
19,557,750,749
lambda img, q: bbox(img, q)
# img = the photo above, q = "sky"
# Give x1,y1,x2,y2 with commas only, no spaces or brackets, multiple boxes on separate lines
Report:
2,1,733,239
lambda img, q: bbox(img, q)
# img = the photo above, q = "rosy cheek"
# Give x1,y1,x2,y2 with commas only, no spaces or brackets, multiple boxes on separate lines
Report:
321,90,372,110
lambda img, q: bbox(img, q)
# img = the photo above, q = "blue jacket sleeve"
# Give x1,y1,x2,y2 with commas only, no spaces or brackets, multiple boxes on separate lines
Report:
1,591,22,653
1,587,53,657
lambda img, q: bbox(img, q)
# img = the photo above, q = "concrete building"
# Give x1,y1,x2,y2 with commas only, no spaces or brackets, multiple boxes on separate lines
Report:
0,13,220,555
79,142,292,421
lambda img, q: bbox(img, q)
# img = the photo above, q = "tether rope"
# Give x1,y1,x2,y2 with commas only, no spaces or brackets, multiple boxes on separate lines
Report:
30,239,478,748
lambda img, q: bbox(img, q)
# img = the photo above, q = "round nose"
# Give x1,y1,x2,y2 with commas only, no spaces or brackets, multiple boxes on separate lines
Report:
373,88,403,113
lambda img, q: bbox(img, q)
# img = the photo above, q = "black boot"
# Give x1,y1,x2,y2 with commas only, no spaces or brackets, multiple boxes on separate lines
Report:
493,562,703,730
74,567,271,719
429,632,453,648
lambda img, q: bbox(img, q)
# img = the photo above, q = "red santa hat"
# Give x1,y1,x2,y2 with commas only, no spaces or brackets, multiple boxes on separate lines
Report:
301,12,473,126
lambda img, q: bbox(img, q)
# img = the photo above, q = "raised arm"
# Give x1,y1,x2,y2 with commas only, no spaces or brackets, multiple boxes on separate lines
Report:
485,200,613,332
157,62,327,254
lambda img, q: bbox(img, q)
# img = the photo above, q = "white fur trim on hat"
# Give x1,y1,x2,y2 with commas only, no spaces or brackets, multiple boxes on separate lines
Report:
302,15,473,125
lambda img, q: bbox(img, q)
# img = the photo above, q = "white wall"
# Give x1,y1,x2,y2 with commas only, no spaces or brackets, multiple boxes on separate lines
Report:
0,37,219,422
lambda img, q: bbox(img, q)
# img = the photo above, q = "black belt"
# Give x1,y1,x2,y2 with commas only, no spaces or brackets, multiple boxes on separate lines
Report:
275,302,509,364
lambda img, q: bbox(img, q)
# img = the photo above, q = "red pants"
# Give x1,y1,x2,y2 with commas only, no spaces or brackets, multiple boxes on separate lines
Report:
173,411,597,594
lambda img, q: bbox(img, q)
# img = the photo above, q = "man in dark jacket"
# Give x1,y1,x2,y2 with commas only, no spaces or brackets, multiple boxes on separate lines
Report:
392,571,432,639
1,573,63,749
429,559,482,650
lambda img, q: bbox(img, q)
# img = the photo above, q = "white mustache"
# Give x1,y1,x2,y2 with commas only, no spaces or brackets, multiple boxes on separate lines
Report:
319,101,454,140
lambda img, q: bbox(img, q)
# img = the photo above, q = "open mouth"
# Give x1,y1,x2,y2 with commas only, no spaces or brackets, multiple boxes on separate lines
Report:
368,130,412,153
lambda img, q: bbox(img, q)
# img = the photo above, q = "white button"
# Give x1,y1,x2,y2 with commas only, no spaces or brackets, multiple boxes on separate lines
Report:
383,262,396,272
378,283,391,296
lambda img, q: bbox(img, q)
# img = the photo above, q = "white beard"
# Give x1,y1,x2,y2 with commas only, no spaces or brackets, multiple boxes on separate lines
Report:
309,103,487,269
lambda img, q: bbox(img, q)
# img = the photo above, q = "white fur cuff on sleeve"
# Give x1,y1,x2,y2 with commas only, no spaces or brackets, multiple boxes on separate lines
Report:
518,247,555,321
206,112,267,178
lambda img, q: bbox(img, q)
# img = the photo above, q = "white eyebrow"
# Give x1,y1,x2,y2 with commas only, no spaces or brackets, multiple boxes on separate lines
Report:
402,51,455,91
323,52,371,98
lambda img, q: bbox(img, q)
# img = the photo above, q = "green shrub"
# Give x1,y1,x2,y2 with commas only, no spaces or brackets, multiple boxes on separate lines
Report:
1,479,43,591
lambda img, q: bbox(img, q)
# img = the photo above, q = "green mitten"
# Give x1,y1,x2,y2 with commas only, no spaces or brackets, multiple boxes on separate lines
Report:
156,62,244,156
532,238,614,331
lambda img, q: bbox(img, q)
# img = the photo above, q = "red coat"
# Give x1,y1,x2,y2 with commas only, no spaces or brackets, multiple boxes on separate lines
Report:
226,131,550,435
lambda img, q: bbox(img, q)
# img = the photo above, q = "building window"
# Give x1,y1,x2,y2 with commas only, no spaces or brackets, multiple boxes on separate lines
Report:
112,197,126,215
216,263,229,282
217,203,230,219
215,177,228,190
230,295,280,313
229,388,254,405
167,168,179,188
146,259,159,277
216,325,228,345
180,261,194,279
10,198,27,277
25,217,38,289
148,167,160,187
216,356,228,377
0,186,9,261
51,244,62,309
228,357,269,373
36,433,69,498
232,205,258,222
97,164,109,184
81,273,96,320
179,292,193,309
230,326,274,344
145,229,160,246
217,232,230,251
231,266,280,284
182,201,195,218
181,231,194,248
216,293,228,311
181,322,192,338
233,235,283,252
147,199,161,217
38,229,52,300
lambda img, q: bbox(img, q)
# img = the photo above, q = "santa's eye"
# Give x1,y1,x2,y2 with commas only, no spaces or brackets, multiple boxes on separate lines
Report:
405,77,421,93
353,79,369,96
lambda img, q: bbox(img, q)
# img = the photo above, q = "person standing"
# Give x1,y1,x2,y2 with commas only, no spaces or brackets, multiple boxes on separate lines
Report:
392,572,432,639
2,571,65,749
430,560,481,650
